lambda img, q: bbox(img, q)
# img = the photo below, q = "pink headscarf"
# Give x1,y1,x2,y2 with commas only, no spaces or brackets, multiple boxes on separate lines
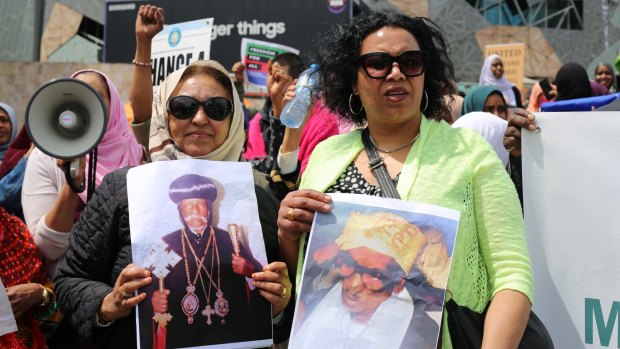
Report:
70,69,143,202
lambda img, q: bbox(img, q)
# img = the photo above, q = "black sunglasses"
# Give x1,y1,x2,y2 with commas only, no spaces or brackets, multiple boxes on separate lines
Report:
359,50,427,79
167,95,233,121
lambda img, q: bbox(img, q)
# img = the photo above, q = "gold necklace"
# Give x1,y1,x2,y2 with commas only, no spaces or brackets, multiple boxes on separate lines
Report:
184,227,229,324
369,132,419,153
180,228,212,324
184,228,217,325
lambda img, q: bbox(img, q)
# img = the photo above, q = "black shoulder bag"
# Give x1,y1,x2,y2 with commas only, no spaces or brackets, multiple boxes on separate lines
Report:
360,128,401,199
361,127,554,348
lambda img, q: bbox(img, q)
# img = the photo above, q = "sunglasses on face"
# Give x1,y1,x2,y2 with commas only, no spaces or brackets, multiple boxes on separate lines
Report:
359,50,427,79
167,95,233,121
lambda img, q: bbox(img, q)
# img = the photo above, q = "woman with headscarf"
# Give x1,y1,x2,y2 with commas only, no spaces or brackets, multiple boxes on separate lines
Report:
54,60,293,348
0,103,27,217
21,69,145,278
478,54,523,108
554,62,593,101
460,85,510,120
594,62,615,93
0,103,18,162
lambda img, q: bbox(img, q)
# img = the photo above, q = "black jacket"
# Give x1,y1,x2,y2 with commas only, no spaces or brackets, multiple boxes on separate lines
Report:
54,167,293,348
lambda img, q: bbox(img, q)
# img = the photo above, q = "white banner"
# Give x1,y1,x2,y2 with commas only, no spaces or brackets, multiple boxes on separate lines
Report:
522,111,620,348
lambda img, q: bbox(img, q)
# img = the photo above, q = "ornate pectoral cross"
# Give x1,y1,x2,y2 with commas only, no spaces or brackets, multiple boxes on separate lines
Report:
202,304,216,325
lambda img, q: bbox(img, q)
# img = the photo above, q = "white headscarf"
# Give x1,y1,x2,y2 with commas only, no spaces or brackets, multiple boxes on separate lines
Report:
478,54,517,106
452,112,509,168
0,102,18,161
149,60,245,162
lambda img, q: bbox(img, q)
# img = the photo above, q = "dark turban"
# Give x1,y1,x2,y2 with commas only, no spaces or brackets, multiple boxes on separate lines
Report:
168,174,218,204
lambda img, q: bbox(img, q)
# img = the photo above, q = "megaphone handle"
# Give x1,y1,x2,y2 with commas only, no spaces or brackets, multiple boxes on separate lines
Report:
69,159,79,179
64,161,85,193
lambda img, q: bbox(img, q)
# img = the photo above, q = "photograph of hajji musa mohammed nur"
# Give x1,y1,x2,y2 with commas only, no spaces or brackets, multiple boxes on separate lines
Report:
138,174,271,349
290,212,442,349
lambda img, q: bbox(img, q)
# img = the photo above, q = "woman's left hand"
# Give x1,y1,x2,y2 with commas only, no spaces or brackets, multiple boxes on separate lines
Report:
252,262,292,316
504,108,538,158
98,264,151,323
6,283,44,319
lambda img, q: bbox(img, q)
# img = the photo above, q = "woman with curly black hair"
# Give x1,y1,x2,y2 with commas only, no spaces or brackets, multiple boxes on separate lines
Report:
277,10,533,349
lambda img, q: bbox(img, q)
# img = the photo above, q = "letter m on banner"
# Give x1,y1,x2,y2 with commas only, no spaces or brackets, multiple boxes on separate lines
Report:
585,298,620,347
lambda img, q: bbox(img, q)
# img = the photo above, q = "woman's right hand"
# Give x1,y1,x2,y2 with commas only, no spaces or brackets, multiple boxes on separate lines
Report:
277,189,332,241
6,283,45,320
503,108,538,158
98,264,151,323
135,5,164,42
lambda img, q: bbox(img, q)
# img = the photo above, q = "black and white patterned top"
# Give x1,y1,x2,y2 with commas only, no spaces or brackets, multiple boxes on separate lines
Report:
325,162,400,197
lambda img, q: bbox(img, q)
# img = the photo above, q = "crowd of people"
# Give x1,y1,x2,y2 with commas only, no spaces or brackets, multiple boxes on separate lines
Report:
0,4,615,349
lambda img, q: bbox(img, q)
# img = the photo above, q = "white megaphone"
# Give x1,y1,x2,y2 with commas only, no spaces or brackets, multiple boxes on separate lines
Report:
25,78,107,193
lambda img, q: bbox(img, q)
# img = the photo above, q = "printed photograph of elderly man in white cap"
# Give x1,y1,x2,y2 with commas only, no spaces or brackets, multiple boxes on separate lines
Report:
289,193,460,349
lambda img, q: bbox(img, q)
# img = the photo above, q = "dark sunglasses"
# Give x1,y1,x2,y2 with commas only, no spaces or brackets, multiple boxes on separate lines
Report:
167,95,233,121
359,50,427,79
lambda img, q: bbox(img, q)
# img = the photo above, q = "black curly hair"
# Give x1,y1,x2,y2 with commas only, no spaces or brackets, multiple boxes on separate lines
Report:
315,10,455,126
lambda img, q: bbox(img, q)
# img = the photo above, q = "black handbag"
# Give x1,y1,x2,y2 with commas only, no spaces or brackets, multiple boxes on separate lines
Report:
445,299,554,348
361,128,554,349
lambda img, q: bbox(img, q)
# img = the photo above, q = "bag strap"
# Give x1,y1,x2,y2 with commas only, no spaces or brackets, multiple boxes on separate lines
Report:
361,128,401,199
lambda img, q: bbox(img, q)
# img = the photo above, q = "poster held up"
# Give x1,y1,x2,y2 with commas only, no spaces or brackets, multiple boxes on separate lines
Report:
290,193,460,349
240,38,299,96
150,18,214,89
128,159,272,349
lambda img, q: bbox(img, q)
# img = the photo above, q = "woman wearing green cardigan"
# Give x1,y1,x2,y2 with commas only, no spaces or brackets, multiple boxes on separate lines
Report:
277,10,533,349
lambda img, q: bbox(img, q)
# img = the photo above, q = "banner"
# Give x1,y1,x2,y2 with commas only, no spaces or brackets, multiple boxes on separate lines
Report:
151,18,213,88
104,0,351,71
522,112,620,349
290,193,459,349
128,159,272,349
484,43,525,89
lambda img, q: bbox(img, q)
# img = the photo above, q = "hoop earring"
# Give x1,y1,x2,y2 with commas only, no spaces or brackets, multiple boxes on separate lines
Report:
422,90,429,113
349,93,364,115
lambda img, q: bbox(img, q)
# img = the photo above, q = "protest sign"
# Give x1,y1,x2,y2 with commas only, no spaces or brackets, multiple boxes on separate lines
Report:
522,112,620,349
290,193,459,349
150,18,213,89
241,38,299,95
128,159,272,349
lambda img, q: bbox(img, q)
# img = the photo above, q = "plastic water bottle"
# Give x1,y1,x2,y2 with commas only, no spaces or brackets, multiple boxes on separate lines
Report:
280,64,319,128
